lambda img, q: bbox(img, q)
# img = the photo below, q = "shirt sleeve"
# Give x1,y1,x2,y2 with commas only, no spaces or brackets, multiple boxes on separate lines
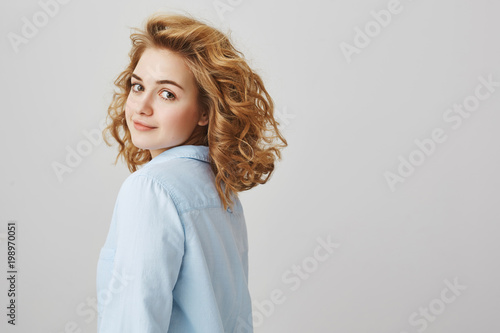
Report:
99,174,185,333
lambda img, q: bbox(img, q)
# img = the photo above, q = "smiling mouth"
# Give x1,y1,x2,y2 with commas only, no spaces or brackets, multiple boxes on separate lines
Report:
133,120,157,131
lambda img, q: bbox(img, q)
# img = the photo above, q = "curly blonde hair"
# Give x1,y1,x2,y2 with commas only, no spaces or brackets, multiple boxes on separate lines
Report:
103,12,287,210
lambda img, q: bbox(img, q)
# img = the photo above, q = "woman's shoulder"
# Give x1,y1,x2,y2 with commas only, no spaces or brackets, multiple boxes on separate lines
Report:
122,153,221,213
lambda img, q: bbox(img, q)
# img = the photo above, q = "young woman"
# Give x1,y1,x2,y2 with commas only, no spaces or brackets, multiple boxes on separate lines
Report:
96,12,287,332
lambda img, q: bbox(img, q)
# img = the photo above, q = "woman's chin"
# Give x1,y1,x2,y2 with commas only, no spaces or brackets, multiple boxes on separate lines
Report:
131,138,153,150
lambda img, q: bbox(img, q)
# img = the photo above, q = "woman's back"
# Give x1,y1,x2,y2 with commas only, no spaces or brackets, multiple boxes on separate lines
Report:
97,145,253,332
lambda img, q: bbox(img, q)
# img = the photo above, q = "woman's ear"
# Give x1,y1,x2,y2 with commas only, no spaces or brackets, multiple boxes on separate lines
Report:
198,110,209,126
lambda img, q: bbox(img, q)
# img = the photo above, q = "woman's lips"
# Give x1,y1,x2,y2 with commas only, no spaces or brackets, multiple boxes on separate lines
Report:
133,120,156,131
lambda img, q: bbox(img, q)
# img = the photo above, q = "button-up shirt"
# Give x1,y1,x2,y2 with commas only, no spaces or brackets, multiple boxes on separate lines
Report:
96,144,253,332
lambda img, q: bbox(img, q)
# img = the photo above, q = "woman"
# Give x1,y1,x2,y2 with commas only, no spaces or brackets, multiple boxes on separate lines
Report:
96,12,287,332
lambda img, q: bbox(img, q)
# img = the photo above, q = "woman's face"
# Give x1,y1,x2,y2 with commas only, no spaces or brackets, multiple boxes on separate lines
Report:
125,47,208,158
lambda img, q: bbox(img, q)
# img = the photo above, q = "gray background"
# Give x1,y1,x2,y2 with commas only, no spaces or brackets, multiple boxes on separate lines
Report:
1,0,499,332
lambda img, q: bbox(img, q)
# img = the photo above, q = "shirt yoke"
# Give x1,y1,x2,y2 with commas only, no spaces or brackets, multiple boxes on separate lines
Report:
130,156,234,215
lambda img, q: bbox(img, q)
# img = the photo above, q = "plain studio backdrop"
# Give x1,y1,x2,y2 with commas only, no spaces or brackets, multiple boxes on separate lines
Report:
0,0,499,332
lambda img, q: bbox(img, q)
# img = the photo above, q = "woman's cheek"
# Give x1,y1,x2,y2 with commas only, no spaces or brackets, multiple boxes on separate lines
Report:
124,100,131,119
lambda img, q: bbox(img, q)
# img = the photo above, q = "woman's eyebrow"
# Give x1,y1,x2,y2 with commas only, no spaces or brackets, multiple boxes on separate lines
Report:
131,73,184,91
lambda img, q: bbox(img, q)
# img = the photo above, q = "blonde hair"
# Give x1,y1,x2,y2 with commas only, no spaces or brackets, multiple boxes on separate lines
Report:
103,12,287,210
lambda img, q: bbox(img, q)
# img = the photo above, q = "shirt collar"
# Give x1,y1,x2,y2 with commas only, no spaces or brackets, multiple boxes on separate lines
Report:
149,145,210,165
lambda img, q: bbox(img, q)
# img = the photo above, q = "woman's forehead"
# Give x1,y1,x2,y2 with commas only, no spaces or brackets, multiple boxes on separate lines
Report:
135,48,195,86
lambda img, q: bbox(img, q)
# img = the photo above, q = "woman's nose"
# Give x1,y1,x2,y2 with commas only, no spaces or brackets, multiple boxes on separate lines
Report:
135,95,153,115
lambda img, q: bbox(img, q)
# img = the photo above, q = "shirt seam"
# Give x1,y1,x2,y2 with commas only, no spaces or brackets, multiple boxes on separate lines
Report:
134,173,225,216
133,173,188,235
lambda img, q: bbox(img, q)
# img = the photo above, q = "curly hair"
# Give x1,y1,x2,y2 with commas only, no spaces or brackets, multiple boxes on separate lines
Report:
103,12,288,211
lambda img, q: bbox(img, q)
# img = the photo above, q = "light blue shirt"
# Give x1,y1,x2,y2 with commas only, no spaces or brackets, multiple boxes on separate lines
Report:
96,144,253,332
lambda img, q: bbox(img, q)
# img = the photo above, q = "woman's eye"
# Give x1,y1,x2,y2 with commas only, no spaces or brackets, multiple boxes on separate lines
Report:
131,83,143,93
130,83,174,101
160,90,175,101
